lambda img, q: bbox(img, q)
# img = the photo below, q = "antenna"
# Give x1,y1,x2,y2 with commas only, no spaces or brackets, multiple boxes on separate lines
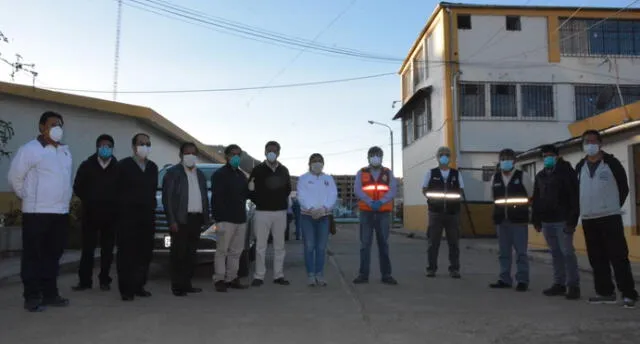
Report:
0,31,38,85
112,0,123,101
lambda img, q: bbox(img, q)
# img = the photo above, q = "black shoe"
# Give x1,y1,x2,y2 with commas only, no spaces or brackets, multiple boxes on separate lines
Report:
382,277,398,285
227,279,249,289
251,279,264,287
121,294,134,301
134,289,152,297
489,280,512,289
273,278,290,285
449,271,461,279
42,296,70,307
100,284,111,291
215,281,228,292
353,276,369,284
172,289,188,297
425,269,436,278
185,287,203,293
543,284,566,296
24,299,45,312
566,287,581,300
71,284,91,291
516,283,528,292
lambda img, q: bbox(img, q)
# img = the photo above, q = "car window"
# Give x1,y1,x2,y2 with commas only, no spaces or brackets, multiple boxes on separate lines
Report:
157,165,221,189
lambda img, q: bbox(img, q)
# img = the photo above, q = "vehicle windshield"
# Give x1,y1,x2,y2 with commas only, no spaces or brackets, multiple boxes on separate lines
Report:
157,165,221,189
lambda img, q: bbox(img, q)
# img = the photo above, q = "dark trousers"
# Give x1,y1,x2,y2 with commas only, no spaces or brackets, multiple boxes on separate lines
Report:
170,213,202,290
77,208,116,287
582,214,638,300
116,209,154,297
358,211,392,279
426,211,460,272
21,213,69,301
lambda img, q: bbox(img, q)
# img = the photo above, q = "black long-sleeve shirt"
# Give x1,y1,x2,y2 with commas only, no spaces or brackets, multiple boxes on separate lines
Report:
211,164,249,223
115,157,158,211
531,158,580,228
73,153,119,209
248,162,291,211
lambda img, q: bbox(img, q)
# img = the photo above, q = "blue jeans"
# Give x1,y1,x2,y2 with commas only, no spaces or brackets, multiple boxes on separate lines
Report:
542,222,580,287
294,211,301,240
497,221,529,285
358,211,392,279
301,215,330,277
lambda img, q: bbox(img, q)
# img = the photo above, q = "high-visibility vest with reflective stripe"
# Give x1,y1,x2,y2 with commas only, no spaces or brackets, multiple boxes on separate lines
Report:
358,167,393,212
492,169,530,224
424,168,462,214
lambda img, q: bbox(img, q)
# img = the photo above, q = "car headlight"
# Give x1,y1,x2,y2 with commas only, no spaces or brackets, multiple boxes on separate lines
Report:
202,223,218,236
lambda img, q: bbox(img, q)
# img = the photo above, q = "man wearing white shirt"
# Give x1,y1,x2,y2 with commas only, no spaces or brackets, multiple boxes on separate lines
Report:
296,153,337,286
422,146,464,279
8,111,73,312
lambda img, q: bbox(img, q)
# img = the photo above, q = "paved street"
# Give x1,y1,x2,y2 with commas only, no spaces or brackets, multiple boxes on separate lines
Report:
1,224,639,344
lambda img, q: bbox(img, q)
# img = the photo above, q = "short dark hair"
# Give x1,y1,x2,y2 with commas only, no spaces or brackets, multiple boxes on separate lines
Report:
131,133,150,145
179,142,198,155
39,111,63,126
540,144,558,156
499,148,516,159
368,146,383,156
96,134,114,147
309,153,324,164
265,141,280,151
582,129,602,143
224,144,242,156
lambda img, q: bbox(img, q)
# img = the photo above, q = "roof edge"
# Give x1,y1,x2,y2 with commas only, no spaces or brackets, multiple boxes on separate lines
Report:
398,4,445,74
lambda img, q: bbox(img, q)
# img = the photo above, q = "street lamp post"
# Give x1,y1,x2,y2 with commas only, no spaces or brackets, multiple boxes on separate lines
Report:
367,120,394,172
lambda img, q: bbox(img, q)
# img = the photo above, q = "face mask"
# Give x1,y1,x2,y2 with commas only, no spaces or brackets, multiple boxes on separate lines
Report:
369,156,382,167
98,146,113,159
310,162,324,174
136,145,151,159
266,152,277,163
543,156,556,169
584,144,600,157
183,154,197,168
229,155,241,168
500,160,514,171
49,126,63,142
439,155,449,166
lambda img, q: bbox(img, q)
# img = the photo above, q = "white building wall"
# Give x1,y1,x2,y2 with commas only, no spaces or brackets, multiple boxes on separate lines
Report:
0,95,215,192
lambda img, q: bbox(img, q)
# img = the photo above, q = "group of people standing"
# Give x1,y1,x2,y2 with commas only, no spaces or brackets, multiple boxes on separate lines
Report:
422,130,638,309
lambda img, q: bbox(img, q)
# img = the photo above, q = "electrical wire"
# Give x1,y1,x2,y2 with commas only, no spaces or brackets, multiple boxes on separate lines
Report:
38,72,395,94
284,140,403,161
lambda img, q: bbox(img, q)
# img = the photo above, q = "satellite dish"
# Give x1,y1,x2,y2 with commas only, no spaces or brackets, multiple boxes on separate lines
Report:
595,86,616,110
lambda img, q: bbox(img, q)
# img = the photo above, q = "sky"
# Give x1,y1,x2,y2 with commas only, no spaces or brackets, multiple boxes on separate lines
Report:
0,0,626,176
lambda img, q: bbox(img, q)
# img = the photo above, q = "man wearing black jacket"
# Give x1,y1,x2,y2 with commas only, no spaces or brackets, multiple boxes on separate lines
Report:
249,141,292,287
211,144,249,292
71,134,119,292
532,144,580,300
115,133,158,301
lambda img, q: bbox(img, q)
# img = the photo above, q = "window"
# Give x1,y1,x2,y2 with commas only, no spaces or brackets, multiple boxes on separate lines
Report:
402,68,412,101
426,96,433,131
521,85,554,118
490,84,517,117
413,98,425,139
482,165,495,182
458,14,471,30
560,18,640,57
413,46,427,87
401,95,433,147
521,162,537,181
574,84,640,120
402,115,414,147
460,83,485,118
506,16,521,31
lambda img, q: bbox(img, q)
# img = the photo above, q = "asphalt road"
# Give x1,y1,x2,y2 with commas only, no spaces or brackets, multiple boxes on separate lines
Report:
0,224,639,344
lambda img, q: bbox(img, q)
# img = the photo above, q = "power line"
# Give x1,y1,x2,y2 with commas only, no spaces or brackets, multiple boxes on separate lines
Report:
122,0,401,63
284,141,403,161
37,72,395,94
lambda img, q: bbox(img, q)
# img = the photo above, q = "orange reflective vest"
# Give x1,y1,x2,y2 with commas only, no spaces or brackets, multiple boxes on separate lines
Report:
358,167,393,212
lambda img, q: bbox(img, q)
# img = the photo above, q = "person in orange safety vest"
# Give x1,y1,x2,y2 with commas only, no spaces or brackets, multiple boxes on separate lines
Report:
352,146,398,285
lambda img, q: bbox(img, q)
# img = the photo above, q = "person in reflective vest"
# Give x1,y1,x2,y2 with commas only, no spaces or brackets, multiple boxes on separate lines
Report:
353,146,398,285
489,148,533,292
422,146,464,279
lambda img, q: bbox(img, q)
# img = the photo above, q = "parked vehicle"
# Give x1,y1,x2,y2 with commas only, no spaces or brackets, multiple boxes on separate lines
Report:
153,163,256,276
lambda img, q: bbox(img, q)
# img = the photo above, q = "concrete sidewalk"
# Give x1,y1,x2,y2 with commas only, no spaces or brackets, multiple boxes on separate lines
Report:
390,227,640,283
0,250,98,285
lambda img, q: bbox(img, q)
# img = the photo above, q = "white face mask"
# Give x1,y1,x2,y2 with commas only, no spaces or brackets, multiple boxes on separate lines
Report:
266,152,277,163
136,145,151,159
183,154,197,168
49,126,63,142
583,143,600,157
369,156,382,167
310,162,324,174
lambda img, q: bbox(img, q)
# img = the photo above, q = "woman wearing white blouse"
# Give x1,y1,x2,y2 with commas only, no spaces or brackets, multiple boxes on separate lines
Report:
296,153,338,286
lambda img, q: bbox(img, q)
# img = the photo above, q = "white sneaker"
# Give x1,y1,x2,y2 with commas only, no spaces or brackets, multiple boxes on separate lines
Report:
622,297,636,309
307,276,317,286
315,277,327,287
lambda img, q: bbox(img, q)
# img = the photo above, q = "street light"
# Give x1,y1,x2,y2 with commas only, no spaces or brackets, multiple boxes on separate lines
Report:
367,120,394,172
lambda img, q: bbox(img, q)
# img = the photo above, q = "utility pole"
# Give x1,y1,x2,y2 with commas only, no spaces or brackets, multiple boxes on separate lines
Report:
112,0,123,101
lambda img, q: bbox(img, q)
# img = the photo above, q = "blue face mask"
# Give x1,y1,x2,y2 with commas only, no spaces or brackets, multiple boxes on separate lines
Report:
543,156,556,169
98,146,112,159
439,155,449,166
500,160,514,171
229,155,241,168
